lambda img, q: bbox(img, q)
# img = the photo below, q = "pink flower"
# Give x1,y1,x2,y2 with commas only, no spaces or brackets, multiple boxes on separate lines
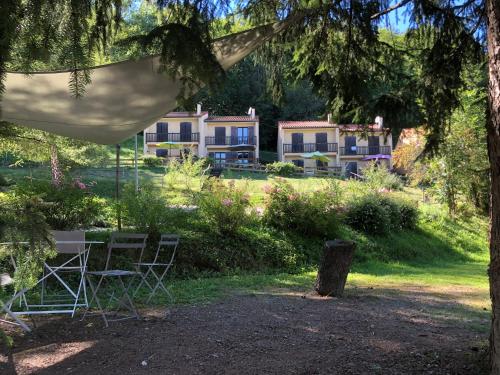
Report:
263,184,273,194
73,179,87,190
222,198,233,207
288,194,297,200
254,207,264,216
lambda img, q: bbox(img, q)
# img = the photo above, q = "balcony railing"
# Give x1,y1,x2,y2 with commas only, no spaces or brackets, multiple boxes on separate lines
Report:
145,132,200,143
340,145,391,156
205,136,257,146
282,143,338,153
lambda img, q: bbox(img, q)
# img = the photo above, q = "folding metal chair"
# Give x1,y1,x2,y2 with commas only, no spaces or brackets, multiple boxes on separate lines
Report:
38,230,88,317
83,233,148,327
0,273,31,332
134,234,179,303
4,233,93,319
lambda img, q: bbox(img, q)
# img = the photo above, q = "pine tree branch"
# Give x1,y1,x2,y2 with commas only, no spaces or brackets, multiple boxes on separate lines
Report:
370,0,412,20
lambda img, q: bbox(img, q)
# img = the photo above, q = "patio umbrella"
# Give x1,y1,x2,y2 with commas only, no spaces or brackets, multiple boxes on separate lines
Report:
362,154,391,161
301,151,330,163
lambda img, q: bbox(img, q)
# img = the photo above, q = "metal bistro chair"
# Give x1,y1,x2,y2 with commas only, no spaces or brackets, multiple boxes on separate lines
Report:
39,230,89,316
83,233,148,327
0,273,31,332
134,234,179,303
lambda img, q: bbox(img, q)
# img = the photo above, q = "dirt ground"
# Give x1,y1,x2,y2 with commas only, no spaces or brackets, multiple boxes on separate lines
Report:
0,285,489,375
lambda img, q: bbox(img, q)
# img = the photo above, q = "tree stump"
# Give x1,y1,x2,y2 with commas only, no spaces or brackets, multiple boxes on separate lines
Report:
315,240,356,297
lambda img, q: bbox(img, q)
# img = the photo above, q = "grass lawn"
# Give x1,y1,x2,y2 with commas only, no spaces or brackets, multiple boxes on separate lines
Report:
168,260,489,305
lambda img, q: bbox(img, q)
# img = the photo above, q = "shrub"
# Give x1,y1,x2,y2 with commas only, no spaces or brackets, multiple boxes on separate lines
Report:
143,156,164,168
265,161,297,177
377,195,402,230
121,182,171,237
197,179,250,236
363,162,403,191
165,154,209,200
345,194,391,235
263,179,338,237
345,194,419,235
14,179,105,230
0,174,10,187
398,200,419,229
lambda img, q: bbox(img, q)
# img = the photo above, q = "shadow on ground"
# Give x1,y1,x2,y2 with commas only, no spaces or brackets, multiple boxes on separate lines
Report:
0,284,489,375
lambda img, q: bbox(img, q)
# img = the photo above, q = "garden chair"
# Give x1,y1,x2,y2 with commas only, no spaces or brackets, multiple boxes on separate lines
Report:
134,234,179,303
83,232,148,327
0,273,31,332
39,230,88,317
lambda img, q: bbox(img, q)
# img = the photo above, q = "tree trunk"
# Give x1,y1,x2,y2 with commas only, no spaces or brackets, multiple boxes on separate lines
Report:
486,0,500,371
50,143,62,187
315,240,356,297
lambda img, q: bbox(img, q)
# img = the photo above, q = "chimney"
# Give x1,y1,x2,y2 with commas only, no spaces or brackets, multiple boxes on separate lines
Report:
327,114,332,124
196,103,202,115
374,116,383,129
248,107,256,119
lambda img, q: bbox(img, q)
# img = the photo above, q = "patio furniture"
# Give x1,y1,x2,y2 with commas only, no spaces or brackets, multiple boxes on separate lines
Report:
83,233,148,327
134,234,179,303
40,231,89,316
1,237,100,319
0,273,31,332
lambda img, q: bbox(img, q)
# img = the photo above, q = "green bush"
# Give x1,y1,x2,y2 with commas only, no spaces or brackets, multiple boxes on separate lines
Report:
143,156,164,168
0,174,10,187
345,194,419,234
363,162,403,191
398,200,419,229
378,195,402,230
121,182,171,237
197,179,250,236
263,179,338,237
345,194,391,235
14,179,105,230
169,223,323,276
265,161,297,177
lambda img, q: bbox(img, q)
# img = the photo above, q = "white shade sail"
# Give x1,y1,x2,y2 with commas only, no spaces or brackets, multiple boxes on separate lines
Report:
1,22,286,144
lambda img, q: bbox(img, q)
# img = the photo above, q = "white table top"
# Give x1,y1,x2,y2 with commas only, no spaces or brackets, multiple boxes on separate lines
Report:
0,241,105,245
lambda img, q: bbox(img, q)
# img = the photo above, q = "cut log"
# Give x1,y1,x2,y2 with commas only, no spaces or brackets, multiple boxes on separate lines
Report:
315,240,356,297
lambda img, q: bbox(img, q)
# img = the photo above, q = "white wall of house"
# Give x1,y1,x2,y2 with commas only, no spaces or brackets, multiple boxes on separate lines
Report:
143,109,259,161
277,117,394,175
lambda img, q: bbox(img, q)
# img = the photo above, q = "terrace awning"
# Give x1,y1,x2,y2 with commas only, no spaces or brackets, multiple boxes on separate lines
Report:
0,21,288,145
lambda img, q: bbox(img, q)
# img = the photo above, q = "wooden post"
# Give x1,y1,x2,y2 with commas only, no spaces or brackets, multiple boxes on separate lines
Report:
134,134,139,193
315,240,356,297
116,144,122,230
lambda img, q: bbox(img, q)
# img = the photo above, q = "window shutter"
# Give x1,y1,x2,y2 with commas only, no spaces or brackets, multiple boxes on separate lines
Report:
231,127,237,145
248,126,254,144
180,122,192,142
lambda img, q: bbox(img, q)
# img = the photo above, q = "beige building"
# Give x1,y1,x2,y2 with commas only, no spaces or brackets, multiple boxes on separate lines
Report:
143,105,259,165
277,116,392,176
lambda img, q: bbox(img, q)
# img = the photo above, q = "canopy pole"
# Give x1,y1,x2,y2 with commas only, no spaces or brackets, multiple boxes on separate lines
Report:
116,144,122,230
134,135,139,193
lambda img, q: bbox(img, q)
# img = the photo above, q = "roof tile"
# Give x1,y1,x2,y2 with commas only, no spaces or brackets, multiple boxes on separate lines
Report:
206,116,259,122
164,111,208,118
278,120,382,131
